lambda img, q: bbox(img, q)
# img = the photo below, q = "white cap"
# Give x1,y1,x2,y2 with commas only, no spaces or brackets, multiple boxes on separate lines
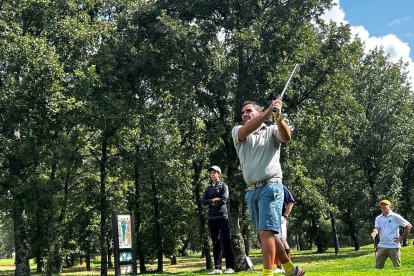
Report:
208,166,221,174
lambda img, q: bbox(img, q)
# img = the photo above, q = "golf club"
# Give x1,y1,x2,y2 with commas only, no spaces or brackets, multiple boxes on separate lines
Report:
245,256,255,272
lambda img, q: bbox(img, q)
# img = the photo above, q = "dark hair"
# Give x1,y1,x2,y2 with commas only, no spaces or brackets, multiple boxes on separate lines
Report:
242,101,263,112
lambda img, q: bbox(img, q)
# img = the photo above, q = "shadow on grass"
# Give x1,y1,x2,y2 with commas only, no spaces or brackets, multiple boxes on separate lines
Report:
291,247,375,264
0,247,382,275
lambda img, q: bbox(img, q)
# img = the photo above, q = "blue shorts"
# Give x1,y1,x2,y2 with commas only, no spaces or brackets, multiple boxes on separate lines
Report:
245,182,283,233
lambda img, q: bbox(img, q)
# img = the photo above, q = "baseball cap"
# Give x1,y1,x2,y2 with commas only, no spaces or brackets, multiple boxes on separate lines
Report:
378,199,391,206
208,166,221,174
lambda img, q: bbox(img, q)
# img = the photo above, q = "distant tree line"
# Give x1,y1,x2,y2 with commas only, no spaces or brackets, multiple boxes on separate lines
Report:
1,0,413,275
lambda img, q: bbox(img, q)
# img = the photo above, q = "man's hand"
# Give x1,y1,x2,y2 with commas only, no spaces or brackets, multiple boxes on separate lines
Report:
395,236,406,242
211,198,220,205
271,97,283,117
371,228,378,239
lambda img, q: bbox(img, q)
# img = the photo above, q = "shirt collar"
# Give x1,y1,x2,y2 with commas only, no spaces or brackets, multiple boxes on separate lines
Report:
381,211,394,217
253,124,267,135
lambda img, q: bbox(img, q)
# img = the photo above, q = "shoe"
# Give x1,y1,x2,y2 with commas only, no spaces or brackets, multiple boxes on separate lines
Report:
208,269,222,274
223,268,235,274
273,267,284,274
285,266,305,276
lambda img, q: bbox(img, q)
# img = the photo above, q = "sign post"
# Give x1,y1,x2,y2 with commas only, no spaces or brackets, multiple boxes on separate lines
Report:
112,211,137,275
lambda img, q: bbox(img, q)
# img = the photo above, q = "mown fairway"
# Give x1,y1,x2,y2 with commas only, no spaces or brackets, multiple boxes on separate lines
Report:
1,243,413,275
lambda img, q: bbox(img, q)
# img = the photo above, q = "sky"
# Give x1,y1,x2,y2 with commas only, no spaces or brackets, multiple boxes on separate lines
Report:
322,0,414,90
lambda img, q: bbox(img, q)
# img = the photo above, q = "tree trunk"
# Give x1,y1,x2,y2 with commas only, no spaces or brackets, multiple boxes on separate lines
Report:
294,234,301,251
34,195,45,273
365,160,379,219
226,165,249,272
134,144,147,273
107,238,113,268
84,227,92,271
65,256,71,267
329,213,340,255
293,217,306,251
311,218,325,253
178,239,190,256
222,75,251,271
46,239,63,276
241,204,251,255
35,255,44,273
228,198,249,271
13,201,31,276
344,203,360,251
192,159,212,270
401,157,414,247
170,255,177,265
86,247,91,271
225,33,263,271
47,164,65,275
150,169,164,272
100,135,108,276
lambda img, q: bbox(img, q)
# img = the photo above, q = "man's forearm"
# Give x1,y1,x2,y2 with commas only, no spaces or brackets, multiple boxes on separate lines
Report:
277,119,291,142
238,109,271,140
401,225,412,238
284,204,293,217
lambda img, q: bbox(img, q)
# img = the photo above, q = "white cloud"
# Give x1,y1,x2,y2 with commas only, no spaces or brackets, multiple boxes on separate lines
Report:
322,0,414,90
321,0,346,24
387,17,412,27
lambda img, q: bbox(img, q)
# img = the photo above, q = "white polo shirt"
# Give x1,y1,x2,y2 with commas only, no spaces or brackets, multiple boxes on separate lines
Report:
232,124,282,185
375,211,410,248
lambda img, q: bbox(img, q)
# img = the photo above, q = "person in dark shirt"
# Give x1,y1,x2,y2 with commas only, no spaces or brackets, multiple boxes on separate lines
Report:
202,166,235,274
274,185,296,274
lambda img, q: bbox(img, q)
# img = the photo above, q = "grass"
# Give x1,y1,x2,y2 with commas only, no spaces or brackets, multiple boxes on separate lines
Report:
1,242,414,275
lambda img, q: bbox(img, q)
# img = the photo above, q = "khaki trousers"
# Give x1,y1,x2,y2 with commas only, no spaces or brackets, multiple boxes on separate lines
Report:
375,246,401,269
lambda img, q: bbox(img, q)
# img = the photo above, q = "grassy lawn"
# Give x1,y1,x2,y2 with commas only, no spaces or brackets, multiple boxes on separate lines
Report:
1,242,414,275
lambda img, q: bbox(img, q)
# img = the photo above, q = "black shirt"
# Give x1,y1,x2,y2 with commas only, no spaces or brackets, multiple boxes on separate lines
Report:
201,181,229,220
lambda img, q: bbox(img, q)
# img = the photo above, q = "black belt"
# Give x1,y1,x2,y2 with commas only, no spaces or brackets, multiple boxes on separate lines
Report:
246,177,281,191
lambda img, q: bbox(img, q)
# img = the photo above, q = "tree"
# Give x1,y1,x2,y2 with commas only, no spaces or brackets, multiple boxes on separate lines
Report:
0,28,65,274
352,48,414,231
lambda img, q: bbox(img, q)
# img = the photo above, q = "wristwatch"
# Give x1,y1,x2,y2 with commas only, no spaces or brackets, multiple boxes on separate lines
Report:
275,114,284,122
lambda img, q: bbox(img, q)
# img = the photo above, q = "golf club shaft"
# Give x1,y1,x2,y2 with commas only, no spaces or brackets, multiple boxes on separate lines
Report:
273,64,299,112
280,64,299,99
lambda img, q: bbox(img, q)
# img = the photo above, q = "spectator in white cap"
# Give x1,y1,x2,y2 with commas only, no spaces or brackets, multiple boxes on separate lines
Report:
202,166,235,274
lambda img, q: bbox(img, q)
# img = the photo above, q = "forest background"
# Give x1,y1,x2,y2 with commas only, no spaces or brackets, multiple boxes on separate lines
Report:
1,0,414,275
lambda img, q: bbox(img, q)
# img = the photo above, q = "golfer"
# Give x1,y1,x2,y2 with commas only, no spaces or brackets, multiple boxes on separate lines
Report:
232,99,304,276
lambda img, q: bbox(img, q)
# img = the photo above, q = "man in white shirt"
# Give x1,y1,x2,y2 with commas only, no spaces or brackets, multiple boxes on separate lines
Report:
371,199,412,269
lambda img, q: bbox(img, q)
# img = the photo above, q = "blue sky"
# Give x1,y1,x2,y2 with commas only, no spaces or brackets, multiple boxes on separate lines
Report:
341,0,414,60
323,0,414,89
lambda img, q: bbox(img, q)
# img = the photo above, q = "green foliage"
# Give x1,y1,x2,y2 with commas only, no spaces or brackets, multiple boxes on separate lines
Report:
0,217,14,258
